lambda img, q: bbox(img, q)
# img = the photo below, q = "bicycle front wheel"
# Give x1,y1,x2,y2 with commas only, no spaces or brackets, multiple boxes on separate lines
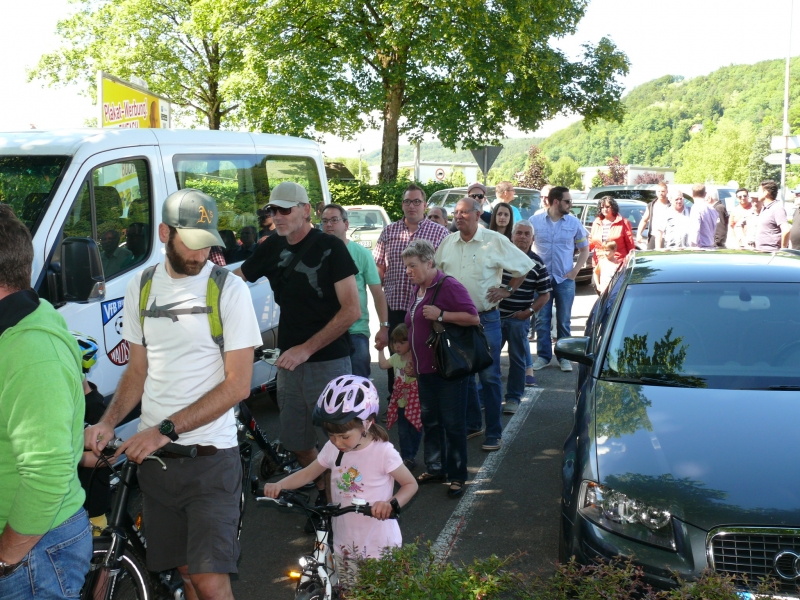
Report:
82,538,152,600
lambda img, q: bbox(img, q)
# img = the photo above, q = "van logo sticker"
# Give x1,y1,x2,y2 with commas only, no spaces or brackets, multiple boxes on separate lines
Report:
102,297,129,366
197,205,213,224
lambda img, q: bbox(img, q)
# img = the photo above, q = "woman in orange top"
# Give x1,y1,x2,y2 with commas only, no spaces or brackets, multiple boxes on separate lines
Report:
589,196,635,266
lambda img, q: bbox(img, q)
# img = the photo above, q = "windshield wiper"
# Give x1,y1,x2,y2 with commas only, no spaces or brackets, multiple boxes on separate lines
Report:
601,374,697,388
767,385,800,390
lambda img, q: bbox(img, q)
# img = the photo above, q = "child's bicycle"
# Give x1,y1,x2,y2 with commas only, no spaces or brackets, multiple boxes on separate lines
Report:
254,486,396,600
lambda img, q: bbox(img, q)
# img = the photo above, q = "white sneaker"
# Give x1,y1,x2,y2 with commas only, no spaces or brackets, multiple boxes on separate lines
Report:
532,357,550,371
559,358,573,372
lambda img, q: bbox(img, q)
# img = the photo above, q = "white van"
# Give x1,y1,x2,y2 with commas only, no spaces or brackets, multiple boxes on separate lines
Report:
0,128,330,399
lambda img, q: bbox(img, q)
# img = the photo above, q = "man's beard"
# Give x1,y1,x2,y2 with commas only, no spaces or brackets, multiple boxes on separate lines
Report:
166,235,205,276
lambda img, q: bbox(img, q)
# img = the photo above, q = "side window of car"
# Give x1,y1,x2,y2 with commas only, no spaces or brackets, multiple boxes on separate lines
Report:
591,269,626,355
60,159,153,280
173,154,262,264
261,155,324,208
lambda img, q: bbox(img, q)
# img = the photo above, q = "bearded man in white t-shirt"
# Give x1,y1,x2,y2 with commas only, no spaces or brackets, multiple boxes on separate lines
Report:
85,189,262,600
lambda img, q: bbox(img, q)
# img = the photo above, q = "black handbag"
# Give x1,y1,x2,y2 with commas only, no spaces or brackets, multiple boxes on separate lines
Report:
424,275,493,380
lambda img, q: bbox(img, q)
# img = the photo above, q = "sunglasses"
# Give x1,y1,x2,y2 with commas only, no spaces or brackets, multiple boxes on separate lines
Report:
265,205,295,216
469,193,485,200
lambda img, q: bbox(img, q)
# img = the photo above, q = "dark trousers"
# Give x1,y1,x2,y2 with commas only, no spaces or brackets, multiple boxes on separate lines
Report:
397,407,422,462
386,308,407,396
417,373,469,483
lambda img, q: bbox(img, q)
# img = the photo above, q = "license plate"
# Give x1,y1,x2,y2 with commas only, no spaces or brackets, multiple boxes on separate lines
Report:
358,240,372,248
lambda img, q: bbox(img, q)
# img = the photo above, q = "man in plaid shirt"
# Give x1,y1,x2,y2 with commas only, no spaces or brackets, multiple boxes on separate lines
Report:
373,184,448,395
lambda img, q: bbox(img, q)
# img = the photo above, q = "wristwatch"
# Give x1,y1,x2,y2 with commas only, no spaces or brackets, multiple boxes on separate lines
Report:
503,284,515,294
0,559,24,577
389,497,401,515
158,419,179,442
379,321,390,328
437,310,445,322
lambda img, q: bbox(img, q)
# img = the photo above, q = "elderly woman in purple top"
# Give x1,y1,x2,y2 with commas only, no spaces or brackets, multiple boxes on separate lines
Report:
402,239,479,498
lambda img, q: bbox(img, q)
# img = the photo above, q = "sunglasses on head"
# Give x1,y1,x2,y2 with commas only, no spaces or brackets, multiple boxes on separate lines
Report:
469,193,485,200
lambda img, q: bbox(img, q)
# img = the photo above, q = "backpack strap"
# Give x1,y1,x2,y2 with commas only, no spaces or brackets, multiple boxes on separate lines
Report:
138,265,158,347
206,265,229,353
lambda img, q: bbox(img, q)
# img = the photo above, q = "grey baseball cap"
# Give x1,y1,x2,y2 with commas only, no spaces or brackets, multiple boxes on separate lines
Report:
267,181,310,209
162,189,225,250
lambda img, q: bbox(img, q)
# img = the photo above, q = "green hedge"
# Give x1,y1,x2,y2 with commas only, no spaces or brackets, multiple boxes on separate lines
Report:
344,541,780,600
328,181,450,222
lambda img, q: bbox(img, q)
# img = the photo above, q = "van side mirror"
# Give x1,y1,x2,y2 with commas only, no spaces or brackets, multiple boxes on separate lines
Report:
61,237,105,302
555,336,594,366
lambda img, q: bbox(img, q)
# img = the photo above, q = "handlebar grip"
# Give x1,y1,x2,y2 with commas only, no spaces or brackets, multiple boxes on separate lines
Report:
161,443,197,458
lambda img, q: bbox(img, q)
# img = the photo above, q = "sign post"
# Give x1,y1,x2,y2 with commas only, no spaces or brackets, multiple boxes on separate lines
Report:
98,72,172,129
470,146,503,185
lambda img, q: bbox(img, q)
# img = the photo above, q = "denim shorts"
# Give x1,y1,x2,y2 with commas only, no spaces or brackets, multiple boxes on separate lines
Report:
0,508,92,600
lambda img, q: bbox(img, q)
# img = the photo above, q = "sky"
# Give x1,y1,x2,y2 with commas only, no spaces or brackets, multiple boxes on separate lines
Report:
2,0,799,157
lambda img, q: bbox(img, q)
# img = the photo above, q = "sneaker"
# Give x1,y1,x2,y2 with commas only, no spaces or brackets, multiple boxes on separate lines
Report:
559,358,573,372
532,357,550,371
482,437,502,451
525,375,536,387
466,428,485,440
502,402,518,414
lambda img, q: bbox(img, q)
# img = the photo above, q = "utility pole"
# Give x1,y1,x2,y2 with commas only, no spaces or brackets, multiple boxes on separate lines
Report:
781,0,794,205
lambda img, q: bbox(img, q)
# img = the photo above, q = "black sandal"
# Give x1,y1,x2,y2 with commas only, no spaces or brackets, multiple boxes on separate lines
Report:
417,472,444,484
447,480,464,498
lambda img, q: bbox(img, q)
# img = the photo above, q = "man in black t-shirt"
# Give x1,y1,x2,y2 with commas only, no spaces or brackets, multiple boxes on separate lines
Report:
235,182,360,504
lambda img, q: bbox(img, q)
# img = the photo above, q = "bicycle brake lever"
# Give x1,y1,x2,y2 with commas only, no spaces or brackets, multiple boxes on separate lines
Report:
143,455,167,470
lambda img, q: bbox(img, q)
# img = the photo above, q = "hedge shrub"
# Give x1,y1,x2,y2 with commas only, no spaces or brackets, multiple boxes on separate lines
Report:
328,181,450,222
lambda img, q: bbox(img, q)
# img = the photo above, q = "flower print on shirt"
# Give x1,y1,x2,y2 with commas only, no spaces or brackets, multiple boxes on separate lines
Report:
336,465,364,494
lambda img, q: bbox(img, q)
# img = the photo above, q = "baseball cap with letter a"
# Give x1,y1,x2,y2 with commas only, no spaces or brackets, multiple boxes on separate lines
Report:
162,189,225,250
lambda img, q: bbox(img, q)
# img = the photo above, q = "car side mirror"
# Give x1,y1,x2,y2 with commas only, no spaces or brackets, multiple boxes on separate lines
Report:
555,336,594,366
61,237,106,303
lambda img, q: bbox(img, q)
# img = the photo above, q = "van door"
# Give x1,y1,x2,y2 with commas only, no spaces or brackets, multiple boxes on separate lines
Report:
42,147,166,398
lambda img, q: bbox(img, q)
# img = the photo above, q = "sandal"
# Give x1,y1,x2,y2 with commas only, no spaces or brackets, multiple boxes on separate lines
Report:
447,480,465,498
417,472,444,484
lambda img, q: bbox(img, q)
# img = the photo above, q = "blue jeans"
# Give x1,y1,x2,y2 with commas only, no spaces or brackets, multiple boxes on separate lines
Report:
349,333,371,378
465,310,503,440
0,509,92,599
536,278,576,362
417,373,469,482
501,316,530,404
397,407,422,462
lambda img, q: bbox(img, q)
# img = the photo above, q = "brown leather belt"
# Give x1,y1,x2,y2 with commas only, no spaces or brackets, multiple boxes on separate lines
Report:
161,444,218,459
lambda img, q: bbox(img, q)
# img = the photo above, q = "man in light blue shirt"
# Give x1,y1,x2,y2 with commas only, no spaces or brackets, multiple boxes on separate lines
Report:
688,184,719,249
529,186,589,371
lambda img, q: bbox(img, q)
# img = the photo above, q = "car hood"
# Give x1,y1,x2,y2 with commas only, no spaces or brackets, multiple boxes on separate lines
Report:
593,382,800,531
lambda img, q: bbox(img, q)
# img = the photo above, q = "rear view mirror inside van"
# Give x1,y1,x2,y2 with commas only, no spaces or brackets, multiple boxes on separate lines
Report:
61,237,105,303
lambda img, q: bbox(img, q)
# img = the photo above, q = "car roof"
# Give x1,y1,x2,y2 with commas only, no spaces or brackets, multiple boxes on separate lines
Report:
627,250,800,284
430,186,539,194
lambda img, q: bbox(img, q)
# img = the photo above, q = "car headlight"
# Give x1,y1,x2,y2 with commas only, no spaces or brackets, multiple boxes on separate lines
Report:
578,481,675,550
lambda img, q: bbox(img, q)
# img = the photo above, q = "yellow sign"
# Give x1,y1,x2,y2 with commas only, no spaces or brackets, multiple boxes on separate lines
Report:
98,72,171,129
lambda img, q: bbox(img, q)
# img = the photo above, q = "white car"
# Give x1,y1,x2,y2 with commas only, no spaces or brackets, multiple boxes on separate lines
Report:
344,205,390,249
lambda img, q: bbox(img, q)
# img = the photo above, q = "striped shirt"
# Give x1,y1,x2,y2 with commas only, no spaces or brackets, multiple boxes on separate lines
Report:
499,250,552,319
373,218,449,311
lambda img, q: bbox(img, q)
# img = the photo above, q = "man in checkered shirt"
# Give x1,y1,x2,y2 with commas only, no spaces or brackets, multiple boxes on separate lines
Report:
373,184,448,395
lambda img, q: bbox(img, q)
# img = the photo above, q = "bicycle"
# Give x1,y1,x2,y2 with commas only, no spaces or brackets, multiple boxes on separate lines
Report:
254,487,397,600
80,438,196,600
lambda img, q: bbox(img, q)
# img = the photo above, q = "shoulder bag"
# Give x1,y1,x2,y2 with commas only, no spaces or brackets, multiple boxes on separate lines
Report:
424,275,493,381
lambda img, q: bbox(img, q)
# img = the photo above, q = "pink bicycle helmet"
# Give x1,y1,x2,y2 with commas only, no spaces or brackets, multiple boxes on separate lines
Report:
312,375,380,425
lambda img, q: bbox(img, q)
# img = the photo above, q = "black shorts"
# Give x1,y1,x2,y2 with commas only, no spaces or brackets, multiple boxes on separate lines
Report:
137,447,242,574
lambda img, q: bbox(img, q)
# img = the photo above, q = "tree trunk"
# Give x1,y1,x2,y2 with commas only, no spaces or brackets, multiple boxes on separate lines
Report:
379,82,404,182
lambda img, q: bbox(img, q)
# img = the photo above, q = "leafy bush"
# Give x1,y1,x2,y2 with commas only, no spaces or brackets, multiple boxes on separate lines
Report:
345,543,780,600
328,181,450,222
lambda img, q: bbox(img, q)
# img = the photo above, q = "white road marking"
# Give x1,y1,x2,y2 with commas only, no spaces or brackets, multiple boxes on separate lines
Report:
431,387,543,562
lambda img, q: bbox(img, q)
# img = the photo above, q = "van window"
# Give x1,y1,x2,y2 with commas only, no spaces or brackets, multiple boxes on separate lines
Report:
173,154,323,264
0,156,70,235
60,159,153,280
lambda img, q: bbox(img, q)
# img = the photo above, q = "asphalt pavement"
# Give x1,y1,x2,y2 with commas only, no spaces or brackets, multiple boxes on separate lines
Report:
231,283,597,598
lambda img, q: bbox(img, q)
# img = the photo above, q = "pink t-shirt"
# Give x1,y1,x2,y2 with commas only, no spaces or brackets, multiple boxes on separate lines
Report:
317,439,403,559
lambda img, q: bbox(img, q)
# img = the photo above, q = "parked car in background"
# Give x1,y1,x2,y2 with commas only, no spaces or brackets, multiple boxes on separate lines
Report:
674,184,738,212
556,250,800,594
428,186,542,221
344,204,390,249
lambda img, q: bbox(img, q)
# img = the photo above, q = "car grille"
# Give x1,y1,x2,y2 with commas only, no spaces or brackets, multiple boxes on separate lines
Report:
708,527,800,596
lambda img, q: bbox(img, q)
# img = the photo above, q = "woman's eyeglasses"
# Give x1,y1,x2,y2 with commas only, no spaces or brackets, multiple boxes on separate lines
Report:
264,205,295,217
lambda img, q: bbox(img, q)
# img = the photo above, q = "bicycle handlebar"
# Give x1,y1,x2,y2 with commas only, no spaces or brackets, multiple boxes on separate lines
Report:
255,489,397,519
100,438,198,458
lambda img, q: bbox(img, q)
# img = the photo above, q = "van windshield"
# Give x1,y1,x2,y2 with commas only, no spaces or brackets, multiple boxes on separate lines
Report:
0,156,70,234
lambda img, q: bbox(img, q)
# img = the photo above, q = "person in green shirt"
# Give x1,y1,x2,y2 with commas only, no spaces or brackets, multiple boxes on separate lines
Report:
0,205,91,597
321,204,389,377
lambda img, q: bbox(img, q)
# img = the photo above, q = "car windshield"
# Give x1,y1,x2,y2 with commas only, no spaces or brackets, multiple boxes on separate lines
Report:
347,210,384,229
585,203,647,230
0,156,70,234
601,282,800,389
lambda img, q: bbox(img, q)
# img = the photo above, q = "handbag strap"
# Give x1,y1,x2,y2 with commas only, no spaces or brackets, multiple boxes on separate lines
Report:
427,274,450,307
